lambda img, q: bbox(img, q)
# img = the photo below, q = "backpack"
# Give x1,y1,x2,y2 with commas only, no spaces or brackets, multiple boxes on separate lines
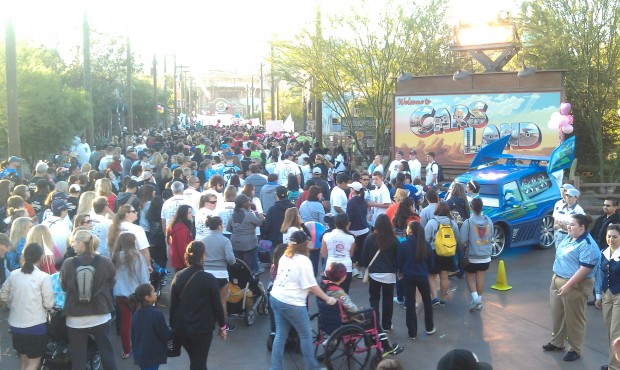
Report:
434,220,457,257
450,210,464,227
434,163,445,182
73,255,99,303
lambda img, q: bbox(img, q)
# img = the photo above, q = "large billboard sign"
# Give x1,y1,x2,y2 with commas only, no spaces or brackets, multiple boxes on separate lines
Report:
393,91,562,166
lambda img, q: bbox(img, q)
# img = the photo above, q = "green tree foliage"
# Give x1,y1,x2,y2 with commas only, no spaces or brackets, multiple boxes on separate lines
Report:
273,0,453,160
0,44,90,161
522,0,620,181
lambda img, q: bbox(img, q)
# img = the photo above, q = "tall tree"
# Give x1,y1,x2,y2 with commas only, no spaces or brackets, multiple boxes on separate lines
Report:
273,0,453,161
522,0,620,181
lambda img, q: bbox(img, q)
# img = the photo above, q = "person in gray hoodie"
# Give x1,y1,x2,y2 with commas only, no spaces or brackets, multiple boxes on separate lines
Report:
244,164,268,196
424,201,460,306
227,195,264,269
458,198,493,312
202,215,237,329
260,173,279,213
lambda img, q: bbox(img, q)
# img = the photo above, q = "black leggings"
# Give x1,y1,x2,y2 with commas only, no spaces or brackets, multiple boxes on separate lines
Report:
179,331,214,370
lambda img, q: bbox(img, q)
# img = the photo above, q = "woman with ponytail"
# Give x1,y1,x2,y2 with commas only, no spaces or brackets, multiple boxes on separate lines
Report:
0,242,55,370
112,233,150,359
129,283,170,370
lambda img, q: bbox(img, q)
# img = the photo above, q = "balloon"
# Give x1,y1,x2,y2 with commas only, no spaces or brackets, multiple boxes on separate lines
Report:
562,124,574,134
559,115,570,127
560,102,572,115
567,115,574,125
304,221,327,249
548,112,563,129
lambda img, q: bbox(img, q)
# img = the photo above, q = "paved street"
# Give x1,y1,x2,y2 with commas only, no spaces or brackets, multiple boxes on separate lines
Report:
0,245,610,369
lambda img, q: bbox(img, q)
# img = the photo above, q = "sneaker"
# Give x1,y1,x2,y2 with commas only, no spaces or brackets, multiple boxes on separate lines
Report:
383,324,393,332
357,270,364,279
121,352,130,359
409,336,416,340
425,327,436,335
475,300,483,310
438,300,446,306
469,298,478,312
382,344,404,357
352,268,360,277
225,323,236,332
415,302,419,308
432,298,440,307
393,297,404,305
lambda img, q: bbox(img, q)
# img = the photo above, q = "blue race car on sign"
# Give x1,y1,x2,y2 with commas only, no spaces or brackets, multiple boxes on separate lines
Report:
448,135,576,257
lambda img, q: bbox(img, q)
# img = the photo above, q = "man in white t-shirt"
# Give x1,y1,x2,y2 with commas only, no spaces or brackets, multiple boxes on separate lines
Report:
368,171,391,226
41,199,72,258
408,150,422,181
386,151,404,182
183,176,202,209
90,197,112,257
330,173,351,215
274,150,301,186
368,155,384,176
425,151,439,187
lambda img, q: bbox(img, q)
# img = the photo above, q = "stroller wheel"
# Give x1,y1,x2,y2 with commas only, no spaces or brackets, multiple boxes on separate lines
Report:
246,309,256,326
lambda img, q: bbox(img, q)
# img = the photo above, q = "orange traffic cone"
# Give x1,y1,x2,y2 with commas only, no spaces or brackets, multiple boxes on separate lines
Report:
491,260,512,291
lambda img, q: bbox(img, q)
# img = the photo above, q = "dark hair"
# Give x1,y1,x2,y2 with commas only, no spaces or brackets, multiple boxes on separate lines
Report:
334,213,351,234
427,151,435,158
129,283,154,312
272,243,287,272
434,201,451,217
168,205,194,237
467,180,480,194
229,175,241,189
426,189,439,203
608,224,620,233
470,198,483,215
407,222,428,262
605,197,619,207
393,197,417,230
287,174,300,191
372,214,398,252
571,214,593,229
336,173,350,184
307,186,322,201
22,243,44,274
140,184,156,208
184,241,205,266
267,173,278,183
206,215,223,230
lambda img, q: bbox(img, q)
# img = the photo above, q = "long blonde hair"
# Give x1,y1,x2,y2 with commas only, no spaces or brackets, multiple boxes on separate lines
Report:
111,233,143,280
281,208,301,233
9,217,33,251
95,178,114,197
77,191,97,215
151,152,163,167
25,224,58,263
394,188,409,203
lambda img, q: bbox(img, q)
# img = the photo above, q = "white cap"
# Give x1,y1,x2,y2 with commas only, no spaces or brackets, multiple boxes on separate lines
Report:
561,183,575,190
69,184,81,193
347,182,363,191
566,188,580,198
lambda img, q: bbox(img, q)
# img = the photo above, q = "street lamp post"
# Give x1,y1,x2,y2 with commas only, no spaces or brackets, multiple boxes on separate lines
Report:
6,17,20,156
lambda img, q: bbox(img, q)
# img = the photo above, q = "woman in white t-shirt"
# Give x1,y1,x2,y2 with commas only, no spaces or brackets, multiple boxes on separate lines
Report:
321,213,356,293
280,208,303,245
217,185,237,238
194,193,218,241
270,231,337,370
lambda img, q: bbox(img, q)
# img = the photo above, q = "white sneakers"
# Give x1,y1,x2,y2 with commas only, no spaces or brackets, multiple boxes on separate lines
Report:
469,298,482,311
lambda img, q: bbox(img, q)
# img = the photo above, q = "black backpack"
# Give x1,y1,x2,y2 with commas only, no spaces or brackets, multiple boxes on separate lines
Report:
435,163,445,182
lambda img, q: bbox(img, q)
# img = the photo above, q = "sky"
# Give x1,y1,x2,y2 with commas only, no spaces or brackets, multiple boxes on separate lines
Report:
2,0,522,77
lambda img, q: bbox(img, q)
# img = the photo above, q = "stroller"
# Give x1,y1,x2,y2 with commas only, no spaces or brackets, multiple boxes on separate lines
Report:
227,258,267,326
40,308,102,370
150,259,169,301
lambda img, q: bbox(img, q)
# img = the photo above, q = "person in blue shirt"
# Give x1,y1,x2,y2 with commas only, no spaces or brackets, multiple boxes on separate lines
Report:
543,214,600,362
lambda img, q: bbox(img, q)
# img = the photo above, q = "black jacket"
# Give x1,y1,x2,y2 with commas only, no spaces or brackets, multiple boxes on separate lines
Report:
592,212,620,249
263,200,295,246
361,233,398,274
346,196,368,232
169,265,225,334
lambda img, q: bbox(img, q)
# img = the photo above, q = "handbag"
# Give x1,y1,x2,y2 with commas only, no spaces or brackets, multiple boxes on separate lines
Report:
167,270,201,357
363,250,381,283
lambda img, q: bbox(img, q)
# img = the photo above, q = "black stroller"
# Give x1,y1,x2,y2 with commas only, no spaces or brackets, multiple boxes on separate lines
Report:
150,259,169,301
226,258,267,326
40,309,102,370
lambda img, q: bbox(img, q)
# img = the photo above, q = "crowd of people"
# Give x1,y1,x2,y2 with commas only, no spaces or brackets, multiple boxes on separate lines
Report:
0,123,615,369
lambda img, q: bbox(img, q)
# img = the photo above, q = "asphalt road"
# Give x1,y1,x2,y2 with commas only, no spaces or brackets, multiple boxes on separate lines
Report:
0,245,610,369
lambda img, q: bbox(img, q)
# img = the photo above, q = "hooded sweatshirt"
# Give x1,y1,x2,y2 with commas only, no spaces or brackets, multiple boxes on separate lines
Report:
260,182,278,212
424,215,460,251
458,214,493,261
263,200,295,246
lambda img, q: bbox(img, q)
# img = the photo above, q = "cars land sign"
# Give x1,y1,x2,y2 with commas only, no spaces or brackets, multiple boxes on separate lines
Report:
393,92,562,166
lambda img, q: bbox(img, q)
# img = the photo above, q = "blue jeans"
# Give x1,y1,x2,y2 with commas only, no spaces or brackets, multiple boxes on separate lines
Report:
269,296,319,370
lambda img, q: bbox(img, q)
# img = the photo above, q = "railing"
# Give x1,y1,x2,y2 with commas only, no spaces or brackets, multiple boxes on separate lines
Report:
569,176,618,215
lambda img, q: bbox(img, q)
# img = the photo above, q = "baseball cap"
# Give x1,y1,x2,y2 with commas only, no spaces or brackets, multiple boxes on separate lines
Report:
347,181,363,192
8,156,21,164
561,184,575,191
289,230,311,244
276,185,288,198
312,167,322,174
436,349,492,370
410,150,417,155
51,191,67,201
126,180,139,189
566,188,580,198
225,152,234,157
220,144,229,150
69,184,81,193
69,152,78,158
51,199,68,213
397,150,404,155
284,150,294,158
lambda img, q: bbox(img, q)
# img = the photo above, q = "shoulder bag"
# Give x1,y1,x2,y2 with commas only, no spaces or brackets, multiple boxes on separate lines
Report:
363,250,381,283
167,269,201,357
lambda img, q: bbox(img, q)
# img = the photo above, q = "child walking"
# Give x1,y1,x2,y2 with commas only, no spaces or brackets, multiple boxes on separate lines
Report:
130,283,171,370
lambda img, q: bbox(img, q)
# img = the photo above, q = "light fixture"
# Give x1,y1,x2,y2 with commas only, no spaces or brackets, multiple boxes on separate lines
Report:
397,72,412,82
517,65,537,78
453,69,471,81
